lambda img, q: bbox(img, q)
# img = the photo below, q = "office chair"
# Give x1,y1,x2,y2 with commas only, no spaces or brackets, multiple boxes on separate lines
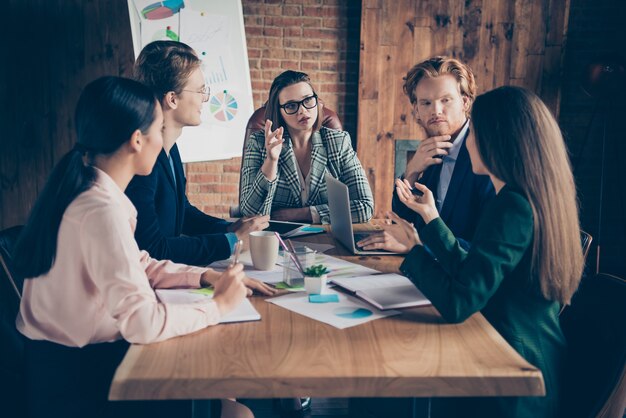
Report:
580,230,593,264
0,225,26,417
230,104,343,218
560,273,626,418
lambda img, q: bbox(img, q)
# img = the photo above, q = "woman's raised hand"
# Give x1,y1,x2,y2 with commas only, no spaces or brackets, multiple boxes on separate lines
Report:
264,119,284,162
395,178,440,224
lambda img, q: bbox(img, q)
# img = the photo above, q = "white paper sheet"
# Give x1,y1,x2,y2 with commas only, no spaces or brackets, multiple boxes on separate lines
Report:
209,251,284,283
155,288,260,323
267,289,399,329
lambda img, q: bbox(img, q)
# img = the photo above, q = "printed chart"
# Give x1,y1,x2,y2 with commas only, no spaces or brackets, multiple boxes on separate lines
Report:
128,0,253,161
140,0,184,20
209,91,238,122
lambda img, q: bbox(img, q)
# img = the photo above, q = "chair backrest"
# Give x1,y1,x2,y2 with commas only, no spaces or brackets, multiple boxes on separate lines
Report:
560,273,626,418
581,230,593,263
0,225,26,416
231,104,343,216
0,225,24,299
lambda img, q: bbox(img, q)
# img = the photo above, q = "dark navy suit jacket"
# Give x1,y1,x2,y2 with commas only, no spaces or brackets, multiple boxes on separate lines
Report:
392,135,495,244
125,145,231,266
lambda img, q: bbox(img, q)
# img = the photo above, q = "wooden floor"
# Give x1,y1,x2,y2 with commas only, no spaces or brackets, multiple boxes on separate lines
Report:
244,398,349,418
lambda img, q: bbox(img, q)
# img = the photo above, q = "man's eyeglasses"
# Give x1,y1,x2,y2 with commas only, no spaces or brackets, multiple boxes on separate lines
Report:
182,86,211,102
279,94,318,115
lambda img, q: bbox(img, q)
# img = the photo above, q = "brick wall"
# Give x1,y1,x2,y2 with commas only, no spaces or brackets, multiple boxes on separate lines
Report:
185,0,361,218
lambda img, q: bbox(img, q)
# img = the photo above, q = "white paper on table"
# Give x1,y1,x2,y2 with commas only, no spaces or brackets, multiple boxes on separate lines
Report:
266,289,399,329
313,253,380,278
209,252,284,284
155,289,260,323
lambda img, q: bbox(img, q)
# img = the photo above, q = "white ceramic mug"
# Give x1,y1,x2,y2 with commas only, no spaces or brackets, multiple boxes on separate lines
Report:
249,231,279,270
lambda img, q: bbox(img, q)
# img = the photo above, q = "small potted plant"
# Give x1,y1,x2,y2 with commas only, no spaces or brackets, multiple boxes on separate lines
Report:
303,264,329,295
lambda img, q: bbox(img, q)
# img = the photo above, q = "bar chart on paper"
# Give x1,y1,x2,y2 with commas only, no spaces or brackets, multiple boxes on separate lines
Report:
206,56,229,84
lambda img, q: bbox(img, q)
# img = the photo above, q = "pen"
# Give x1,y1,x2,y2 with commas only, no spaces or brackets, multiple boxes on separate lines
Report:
231,240,243,266
411,187,424,197
274,232,305,274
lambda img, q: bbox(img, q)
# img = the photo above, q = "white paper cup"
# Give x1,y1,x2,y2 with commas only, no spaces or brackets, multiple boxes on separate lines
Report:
249,231,279,270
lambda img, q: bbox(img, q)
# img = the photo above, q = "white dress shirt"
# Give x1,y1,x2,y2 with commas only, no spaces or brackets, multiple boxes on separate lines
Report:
436,120,469,210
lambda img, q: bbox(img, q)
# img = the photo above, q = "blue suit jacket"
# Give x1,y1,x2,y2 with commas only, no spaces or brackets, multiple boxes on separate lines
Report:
392,136,495,243
125,145,231,266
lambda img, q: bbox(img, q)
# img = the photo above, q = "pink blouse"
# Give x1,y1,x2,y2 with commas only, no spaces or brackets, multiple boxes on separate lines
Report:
17,168,221,347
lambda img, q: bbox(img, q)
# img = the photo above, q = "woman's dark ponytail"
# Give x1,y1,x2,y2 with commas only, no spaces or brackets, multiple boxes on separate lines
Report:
14,149,95,278
13,76,156,279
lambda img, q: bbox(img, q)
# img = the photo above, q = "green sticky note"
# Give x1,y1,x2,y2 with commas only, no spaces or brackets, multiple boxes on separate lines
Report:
309,294,339,303
274,282,304,291
191,288,214,296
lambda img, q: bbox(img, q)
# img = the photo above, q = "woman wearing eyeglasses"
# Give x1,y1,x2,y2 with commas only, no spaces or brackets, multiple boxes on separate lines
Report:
240,70,373,224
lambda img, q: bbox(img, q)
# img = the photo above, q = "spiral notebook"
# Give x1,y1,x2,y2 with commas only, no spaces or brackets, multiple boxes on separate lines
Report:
330,274,431,310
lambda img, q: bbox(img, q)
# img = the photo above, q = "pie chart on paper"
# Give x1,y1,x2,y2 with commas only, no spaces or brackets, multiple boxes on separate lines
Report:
209,91,239,122
333,307,373,319
141,0,184,20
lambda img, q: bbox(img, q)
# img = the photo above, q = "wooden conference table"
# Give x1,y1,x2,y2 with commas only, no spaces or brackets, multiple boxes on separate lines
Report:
109,223,544,405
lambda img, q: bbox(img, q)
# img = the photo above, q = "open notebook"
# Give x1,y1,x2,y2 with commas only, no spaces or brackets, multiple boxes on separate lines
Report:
155,289,261,323
331,274,431,310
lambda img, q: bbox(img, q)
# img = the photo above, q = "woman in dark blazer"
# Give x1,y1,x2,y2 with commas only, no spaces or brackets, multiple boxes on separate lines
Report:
378,86,584,418
240,70,373,224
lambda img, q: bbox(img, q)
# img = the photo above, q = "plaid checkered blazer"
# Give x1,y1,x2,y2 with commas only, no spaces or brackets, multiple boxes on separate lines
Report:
240,127,374,224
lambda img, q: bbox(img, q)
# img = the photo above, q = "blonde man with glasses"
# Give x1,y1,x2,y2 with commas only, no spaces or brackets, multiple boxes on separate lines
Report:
126,41,273,285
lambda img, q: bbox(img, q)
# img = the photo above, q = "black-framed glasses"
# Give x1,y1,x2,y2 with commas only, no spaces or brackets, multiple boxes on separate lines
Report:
182,85,210,102
279,94,318,115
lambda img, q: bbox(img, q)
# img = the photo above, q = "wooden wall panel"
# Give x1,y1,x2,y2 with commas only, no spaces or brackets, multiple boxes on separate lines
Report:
357,0,571,218
0,0,134,229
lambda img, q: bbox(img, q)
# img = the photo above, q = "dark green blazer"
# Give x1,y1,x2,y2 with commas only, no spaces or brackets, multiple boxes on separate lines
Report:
400,186,565,418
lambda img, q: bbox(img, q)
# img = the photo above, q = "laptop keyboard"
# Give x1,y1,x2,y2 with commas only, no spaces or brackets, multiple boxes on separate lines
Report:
353,233,371,250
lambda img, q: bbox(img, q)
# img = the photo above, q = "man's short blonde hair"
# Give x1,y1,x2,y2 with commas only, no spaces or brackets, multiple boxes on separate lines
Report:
403,56,476,115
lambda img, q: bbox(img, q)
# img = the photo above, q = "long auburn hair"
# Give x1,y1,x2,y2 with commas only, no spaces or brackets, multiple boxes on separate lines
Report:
471,86,583,304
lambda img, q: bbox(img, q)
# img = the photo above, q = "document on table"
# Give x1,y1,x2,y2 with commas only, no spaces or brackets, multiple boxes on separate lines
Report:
155,288,261,323
314,253,380,278
210,250,379,285
209,252,284,283
331,274,431,310
267,289,399,329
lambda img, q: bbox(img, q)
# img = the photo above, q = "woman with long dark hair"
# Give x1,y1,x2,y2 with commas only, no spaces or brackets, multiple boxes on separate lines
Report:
377,86,583,417
13,76,253,418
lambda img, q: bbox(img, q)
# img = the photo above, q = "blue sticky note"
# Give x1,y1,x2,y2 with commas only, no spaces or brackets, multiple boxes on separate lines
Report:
301,226,324,232
308,294,339,303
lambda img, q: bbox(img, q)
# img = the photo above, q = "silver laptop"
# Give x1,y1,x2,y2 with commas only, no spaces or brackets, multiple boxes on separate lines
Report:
325,173,399,255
